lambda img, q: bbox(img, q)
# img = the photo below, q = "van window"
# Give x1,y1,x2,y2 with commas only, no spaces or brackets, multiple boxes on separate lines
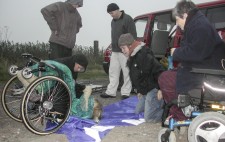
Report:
135,18,148,38
152,13,174,32
207,6,225,30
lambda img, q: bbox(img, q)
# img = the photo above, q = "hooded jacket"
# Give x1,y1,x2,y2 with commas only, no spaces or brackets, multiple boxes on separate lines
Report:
41,1,82,49
127,42,165,95
173,9,225,93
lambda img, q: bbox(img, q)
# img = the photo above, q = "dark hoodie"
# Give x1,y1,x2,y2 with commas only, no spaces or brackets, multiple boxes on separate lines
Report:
54,54,88,80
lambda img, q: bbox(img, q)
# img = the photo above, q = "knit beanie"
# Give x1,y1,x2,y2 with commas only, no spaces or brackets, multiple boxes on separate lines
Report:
54,54,88,73
107,3,119,13
75,54,88,70
118,33,134,47
67,0,83,7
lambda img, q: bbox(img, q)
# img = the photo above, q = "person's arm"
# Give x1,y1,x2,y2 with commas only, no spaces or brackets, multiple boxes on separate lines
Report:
76,15,82,33
41,3,60,32
173,25,215,62
134,51,155,95
127,57,144,95
126,15,137,39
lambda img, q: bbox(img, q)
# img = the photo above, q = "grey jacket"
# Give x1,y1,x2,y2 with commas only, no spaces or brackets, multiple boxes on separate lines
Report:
111,11,137,52
41,2,82,49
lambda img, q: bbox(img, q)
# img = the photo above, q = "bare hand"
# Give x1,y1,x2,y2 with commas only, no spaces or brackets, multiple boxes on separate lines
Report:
157,90,163,100
137,93,143,100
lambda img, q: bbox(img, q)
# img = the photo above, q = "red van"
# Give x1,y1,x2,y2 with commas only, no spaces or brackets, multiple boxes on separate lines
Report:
103,0,225,75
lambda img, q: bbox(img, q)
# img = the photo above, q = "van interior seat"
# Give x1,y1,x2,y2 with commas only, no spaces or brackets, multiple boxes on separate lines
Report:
151,22,169,58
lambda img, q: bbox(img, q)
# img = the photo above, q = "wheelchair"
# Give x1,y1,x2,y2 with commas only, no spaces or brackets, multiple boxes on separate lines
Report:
158,68,225,142
1,53,71,135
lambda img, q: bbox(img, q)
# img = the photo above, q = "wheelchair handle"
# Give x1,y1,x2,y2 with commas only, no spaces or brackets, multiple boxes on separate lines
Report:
191,68,225,76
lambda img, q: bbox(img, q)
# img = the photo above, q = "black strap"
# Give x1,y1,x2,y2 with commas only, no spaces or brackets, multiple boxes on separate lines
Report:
161,99,177,127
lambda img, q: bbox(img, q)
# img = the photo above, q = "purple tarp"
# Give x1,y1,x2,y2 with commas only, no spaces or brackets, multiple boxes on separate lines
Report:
57,96,144,142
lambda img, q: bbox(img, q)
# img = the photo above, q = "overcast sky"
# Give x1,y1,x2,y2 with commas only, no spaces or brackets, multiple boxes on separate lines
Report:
0,0,215,49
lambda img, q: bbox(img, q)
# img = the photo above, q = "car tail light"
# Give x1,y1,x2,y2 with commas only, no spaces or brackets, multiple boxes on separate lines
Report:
104,45,112,63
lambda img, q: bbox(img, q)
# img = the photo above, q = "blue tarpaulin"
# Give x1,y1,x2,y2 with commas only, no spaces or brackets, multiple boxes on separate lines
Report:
57,96,144,142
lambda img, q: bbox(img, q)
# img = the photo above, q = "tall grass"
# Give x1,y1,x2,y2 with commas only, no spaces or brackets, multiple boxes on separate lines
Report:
0,41,108,81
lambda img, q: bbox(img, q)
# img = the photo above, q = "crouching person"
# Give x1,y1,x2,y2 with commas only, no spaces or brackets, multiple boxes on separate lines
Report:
118,33,165,123
16,54,102,123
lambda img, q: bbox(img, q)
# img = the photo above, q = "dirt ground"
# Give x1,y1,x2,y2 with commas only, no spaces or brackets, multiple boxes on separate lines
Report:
0,79,188,142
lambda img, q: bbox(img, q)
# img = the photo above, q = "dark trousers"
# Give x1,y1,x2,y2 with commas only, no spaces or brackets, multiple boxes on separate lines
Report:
49,42,72,59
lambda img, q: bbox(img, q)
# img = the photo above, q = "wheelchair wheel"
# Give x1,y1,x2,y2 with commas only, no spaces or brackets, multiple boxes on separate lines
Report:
158,128,176,142
188,112,225,142
21,76,71,135
1,76,24,122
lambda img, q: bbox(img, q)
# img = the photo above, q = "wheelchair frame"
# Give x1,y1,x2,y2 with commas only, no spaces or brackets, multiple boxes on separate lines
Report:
1,53,72,135
158,68,225,142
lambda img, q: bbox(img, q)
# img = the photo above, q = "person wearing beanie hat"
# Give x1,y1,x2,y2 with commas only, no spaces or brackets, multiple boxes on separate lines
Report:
107,3,119,13
41,1,83,59
119,33,165,123
54,54,88,79
100,3,137,100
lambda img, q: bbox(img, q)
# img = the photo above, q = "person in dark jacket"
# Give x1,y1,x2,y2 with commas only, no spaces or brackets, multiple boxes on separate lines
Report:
118,33,165,123
54,54,88,99
158,1,225,121
100,3,137,100
41,0,83,59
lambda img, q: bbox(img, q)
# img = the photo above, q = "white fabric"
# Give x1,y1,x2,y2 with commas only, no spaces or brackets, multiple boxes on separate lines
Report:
130,42,145,56
106,52,132,96
122,118,145,125
84,127,101,142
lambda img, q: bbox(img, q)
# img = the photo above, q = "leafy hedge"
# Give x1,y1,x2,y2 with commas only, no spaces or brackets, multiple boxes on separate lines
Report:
0,41,106,81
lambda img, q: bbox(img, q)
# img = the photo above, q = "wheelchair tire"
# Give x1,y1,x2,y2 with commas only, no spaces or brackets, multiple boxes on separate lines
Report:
21,76,71,135
1,76,23,122
188,112,225,142
158,128,176,142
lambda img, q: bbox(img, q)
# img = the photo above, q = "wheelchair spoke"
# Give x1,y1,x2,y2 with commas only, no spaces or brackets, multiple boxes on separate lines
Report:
21,76,71,135
1,76,23,122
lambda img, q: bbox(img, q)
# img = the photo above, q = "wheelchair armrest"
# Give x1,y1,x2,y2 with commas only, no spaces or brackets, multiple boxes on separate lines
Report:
191,68,225,76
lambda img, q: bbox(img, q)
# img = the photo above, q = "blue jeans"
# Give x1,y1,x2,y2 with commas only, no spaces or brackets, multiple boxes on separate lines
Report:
135,88,164,123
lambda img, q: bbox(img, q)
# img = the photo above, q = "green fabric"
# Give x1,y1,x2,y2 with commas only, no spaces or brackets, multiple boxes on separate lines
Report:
31,60,94,118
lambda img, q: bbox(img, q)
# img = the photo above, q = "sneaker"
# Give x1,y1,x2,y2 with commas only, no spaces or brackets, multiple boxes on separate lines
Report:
100,93,116,98
121,95,129,100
